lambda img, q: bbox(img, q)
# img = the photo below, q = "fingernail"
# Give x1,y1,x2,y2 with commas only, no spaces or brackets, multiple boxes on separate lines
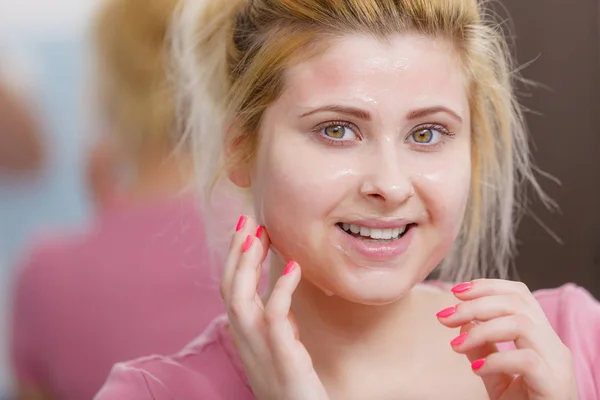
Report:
242,235,253,252
451,282,472,294
471,359,485,371
236,215,247,232
450,332,468,347
283,261,296,276
436,306,457,318
255,225,263,238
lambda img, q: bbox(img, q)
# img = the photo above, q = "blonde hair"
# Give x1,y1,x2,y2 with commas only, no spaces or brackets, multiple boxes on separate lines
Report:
92,0,179,157
172,0,549,282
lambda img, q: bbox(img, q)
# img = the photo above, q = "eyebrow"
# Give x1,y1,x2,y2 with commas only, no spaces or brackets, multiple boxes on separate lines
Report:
407,106,463,123
300,105,372,121
299,104,463,123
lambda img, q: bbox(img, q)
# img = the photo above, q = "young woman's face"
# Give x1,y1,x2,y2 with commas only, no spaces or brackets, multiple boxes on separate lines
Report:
250,34,471,304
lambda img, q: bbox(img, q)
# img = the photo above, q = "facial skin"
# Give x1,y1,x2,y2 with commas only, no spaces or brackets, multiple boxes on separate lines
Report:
238,33,471,305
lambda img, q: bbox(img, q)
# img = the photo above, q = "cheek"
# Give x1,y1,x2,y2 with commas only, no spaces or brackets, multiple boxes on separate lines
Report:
412,152,471,238
250,136,346,260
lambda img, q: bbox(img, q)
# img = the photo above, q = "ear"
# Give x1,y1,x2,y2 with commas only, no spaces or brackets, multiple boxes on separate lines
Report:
228,165,251,188
225,129,252,188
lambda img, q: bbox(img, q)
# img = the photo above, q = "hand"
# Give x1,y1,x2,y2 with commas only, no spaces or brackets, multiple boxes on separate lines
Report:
220,215,329,400
437,279,578,400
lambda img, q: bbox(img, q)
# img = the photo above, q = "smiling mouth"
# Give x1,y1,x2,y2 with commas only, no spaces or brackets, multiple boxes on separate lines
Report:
336,222,415,242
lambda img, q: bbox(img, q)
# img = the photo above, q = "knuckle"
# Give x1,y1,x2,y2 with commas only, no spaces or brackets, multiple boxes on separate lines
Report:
521,349,541,371
499,295,518,314
508,293,531,313
516,281,531,294
263,305,282,327
514,314,534,333
219,282,228,300
228,299,245,318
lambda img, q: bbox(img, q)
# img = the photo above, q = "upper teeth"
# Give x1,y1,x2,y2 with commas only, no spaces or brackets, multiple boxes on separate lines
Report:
341,223,407,240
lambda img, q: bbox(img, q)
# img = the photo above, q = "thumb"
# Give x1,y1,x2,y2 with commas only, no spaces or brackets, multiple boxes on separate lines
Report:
460,323,512,399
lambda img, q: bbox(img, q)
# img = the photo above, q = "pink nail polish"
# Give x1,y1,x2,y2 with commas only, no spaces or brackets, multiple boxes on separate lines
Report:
471,359,485,371
451,282,472,294
450,332,468,347
255,225,263,238
242,235,253,252
283,261,296,275
236,215,247,232
436,306,457,318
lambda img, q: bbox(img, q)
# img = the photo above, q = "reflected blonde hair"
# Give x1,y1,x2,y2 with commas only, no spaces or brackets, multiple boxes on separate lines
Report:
172,0,548,282
92,0,179,157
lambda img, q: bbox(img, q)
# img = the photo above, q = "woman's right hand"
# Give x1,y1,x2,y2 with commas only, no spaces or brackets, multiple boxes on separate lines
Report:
220,215,330,400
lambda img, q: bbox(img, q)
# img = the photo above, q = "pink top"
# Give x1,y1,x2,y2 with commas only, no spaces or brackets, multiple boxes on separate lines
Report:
94,284,600,400
10,195,226,400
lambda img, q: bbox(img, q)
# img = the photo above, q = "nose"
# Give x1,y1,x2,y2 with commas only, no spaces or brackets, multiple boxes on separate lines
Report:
359,145,414,209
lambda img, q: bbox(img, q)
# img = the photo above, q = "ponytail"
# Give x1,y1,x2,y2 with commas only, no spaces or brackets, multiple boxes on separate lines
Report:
170,0,247,269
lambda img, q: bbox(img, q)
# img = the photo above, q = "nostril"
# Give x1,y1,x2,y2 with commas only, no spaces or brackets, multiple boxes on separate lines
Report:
367,193,386,200
360,180,415,205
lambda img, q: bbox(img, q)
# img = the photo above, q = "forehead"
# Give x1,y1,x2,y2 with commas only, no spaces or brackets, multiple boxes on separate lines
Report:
279,34,468,114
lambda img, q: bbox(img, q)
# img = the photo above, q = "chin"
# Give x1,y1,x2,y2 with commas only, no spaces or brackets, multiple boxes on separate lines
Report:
327,271,420,306
338,288,409,306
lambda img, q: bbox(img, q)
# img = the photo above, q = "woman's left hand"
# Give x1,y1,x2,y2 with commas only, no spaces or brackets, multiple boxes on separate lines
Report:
437,279,578,400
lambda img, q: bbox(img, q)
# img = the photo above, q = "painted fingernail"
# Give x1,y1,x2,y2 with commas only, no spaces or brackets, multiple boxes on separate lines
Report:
451,282,472,294
436,306,457,318
236,215,247,232
450,332,468,347
283,261,297,276
471,359,485,371
242,235,253,252
255,225,263,238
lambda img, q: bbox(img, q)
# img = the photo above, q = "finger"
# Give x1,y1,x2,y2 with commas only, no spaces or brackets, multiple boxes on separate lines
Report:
458,323,512,399
451,315,541,355
443,297,565,366
254,224,271,290
451,279,538,306
473,349,551,397
221,215,258,303
437,294,536,328
228,233,267,333
264,261,302,375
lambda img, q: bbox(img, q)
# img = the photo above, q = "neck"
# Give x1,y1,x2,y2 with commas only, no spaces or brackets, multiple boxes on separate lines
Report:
265,257,441,384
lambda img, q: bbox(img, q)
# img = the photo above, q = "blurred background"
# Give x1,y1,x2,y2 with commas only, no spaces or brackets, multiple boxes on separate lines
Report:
0,0,598,398
499,0,600,304
0,0,98,394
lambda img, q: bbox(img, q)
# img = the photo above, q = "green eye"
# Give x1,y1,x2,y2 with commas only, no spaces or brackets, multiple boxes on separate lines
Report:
412,129,434,143
324,125,346,139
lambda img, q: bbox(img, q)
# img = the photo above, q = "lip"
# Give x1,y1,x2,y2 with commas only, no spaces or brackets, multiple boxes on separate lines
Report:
335,223,415,261
340,218,413,229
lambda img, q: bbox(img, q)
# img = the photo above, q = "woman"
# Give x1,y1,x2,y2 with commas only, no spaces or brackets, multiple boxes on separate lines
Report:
96,0,600,398
9,0,241,398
